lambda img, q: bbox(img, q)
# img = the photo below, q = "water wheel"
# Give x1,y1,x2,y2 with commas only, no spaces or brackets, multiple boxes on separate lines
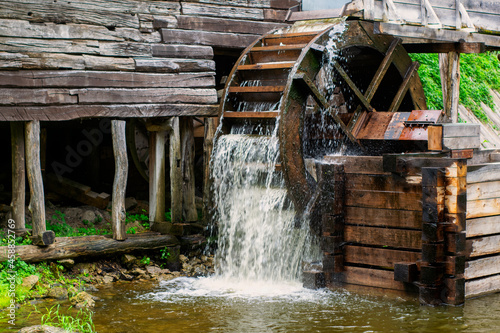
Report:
218,19,427,214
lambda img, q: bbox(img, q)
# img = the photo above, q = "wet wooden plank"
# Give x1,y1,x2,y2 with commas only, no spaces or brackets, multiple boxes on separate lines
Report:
466,255,500,280
0,71,215,88
344,245,421,268
160,29,259,49
344,225,422,250
71,88,217,104
467,234,500,258
346,189,422,211
342,266,408,291
466,274,500,298
323,156,387,175
346,173,422,193
0,104,218,121
345,206,422,229
467,215,500,238
181,0,271,8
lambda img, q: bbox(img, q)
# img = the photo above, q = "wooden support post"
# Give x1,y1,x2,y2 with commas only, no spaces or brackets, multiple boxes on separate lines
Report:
439,52,460,123
180,117,198,222
170,117,182,223
149,130,167,226
26,121,54,246
11,122,26,231
317,163,345,287
202,117,217,224
111,120,127,241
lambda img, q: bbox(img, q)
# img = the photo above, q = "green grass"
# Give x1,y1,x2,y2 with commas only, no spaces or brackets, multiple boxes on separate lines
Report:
410,52,500,122
30,304,95,333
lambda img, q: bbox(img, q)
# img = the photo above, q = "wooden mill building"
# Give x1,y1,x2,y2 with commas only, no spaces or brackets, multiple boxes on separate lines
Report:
2,0,500,306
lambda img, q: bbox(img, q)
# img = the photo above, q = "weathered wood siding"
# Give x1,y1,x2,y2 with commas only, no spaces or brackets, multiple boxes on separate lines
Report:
0,0,296,121
465,162,500,298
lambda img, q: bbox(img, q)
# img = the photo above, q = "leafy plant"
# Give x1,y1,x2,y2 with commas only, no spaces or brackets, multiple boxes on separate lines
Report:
31,304,95,333
140,256,151,266
126,209,150,230
126,226,137,234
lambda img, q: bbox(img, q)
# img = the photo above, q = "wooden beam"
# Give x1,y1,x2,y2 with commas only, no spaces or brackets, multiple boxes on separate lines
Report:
111,120,127,241
404,42,485,54
180,117,198,222
174,15,288,34
170,117,182,223
149,129,167,225
25,120,52,245
0,233,179,263
203,117,217,223
160,29,259,49
440,51,461,123
344,225,422,250
10,122,25,230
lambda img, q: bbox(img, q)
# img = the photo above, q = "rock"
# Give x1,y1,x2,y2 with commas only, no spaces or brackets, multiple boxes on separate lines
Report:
159,268,171,274
125,197,138,210
46,287,68,300
102,275,114,284
57,259,74,269
18,325,69,333
179,254,189,263
121,254,138,267
129,268,146,276
21,275,39,290
81,210,96,224
158,273,176,282
63,207,84,223
145,265,162,276
73,262,96,275
119,271,134,281
70,291,95,309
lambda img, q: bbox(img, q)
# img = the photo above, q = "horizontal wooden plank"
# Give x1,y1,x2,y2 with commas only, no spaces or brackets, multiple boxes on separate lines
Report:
466,274,500,298
72,88,217,104
322,156,386,174
0,37,153,57
467,198,500,219
374,22,500,49
160,29,258,49
346,173,422,193
0,0,180,29
238,62,294,70
0,52,136,71
180,0,271,8
175,15,287,34
346,189,422,211
0,71,215,88
466,255,500,280
134,58,215,72
467,163,500,184
289,8,343,21
345,225,422,250
0,18,162,43
467,180,500,201
223,111,279,118
467,215,500,238
345,207,422,229
270,0,299,9
0,103,218,121
467,234,500,258
228,86,284,93
0,88,77,105
442,136,481,150
182,3,264,20
342,266,408,291
344,245,420,268
152,44,214,59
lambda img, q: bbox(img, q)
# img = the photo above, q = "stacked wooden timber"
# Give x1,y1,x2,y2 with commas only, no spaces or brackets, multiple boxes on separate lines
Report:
0,0,298,121
318,149,500,305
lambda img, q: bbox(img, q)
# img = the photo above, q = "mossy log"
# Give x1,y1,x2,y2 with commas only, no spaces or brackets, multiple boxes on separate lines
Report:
0,233,179,263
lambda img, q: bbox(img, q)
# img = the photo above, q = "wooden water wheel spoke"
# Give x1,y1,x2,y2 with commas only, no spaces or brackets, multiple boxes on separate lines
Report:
347,38,401,131
388,61,420,112
293,72,359,145
331,61,376,113
218,20,427,216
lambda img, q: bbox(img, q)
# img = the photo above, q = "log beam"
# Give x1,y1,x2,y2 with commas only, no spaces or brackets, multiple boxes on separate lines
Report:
0,233,179,263
25,120,54,246
170,117,182,223
10,122,25,230
111,120,128,241
203,117,217,223
180,117,198,222
439,51,461,123
149,129,167,226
